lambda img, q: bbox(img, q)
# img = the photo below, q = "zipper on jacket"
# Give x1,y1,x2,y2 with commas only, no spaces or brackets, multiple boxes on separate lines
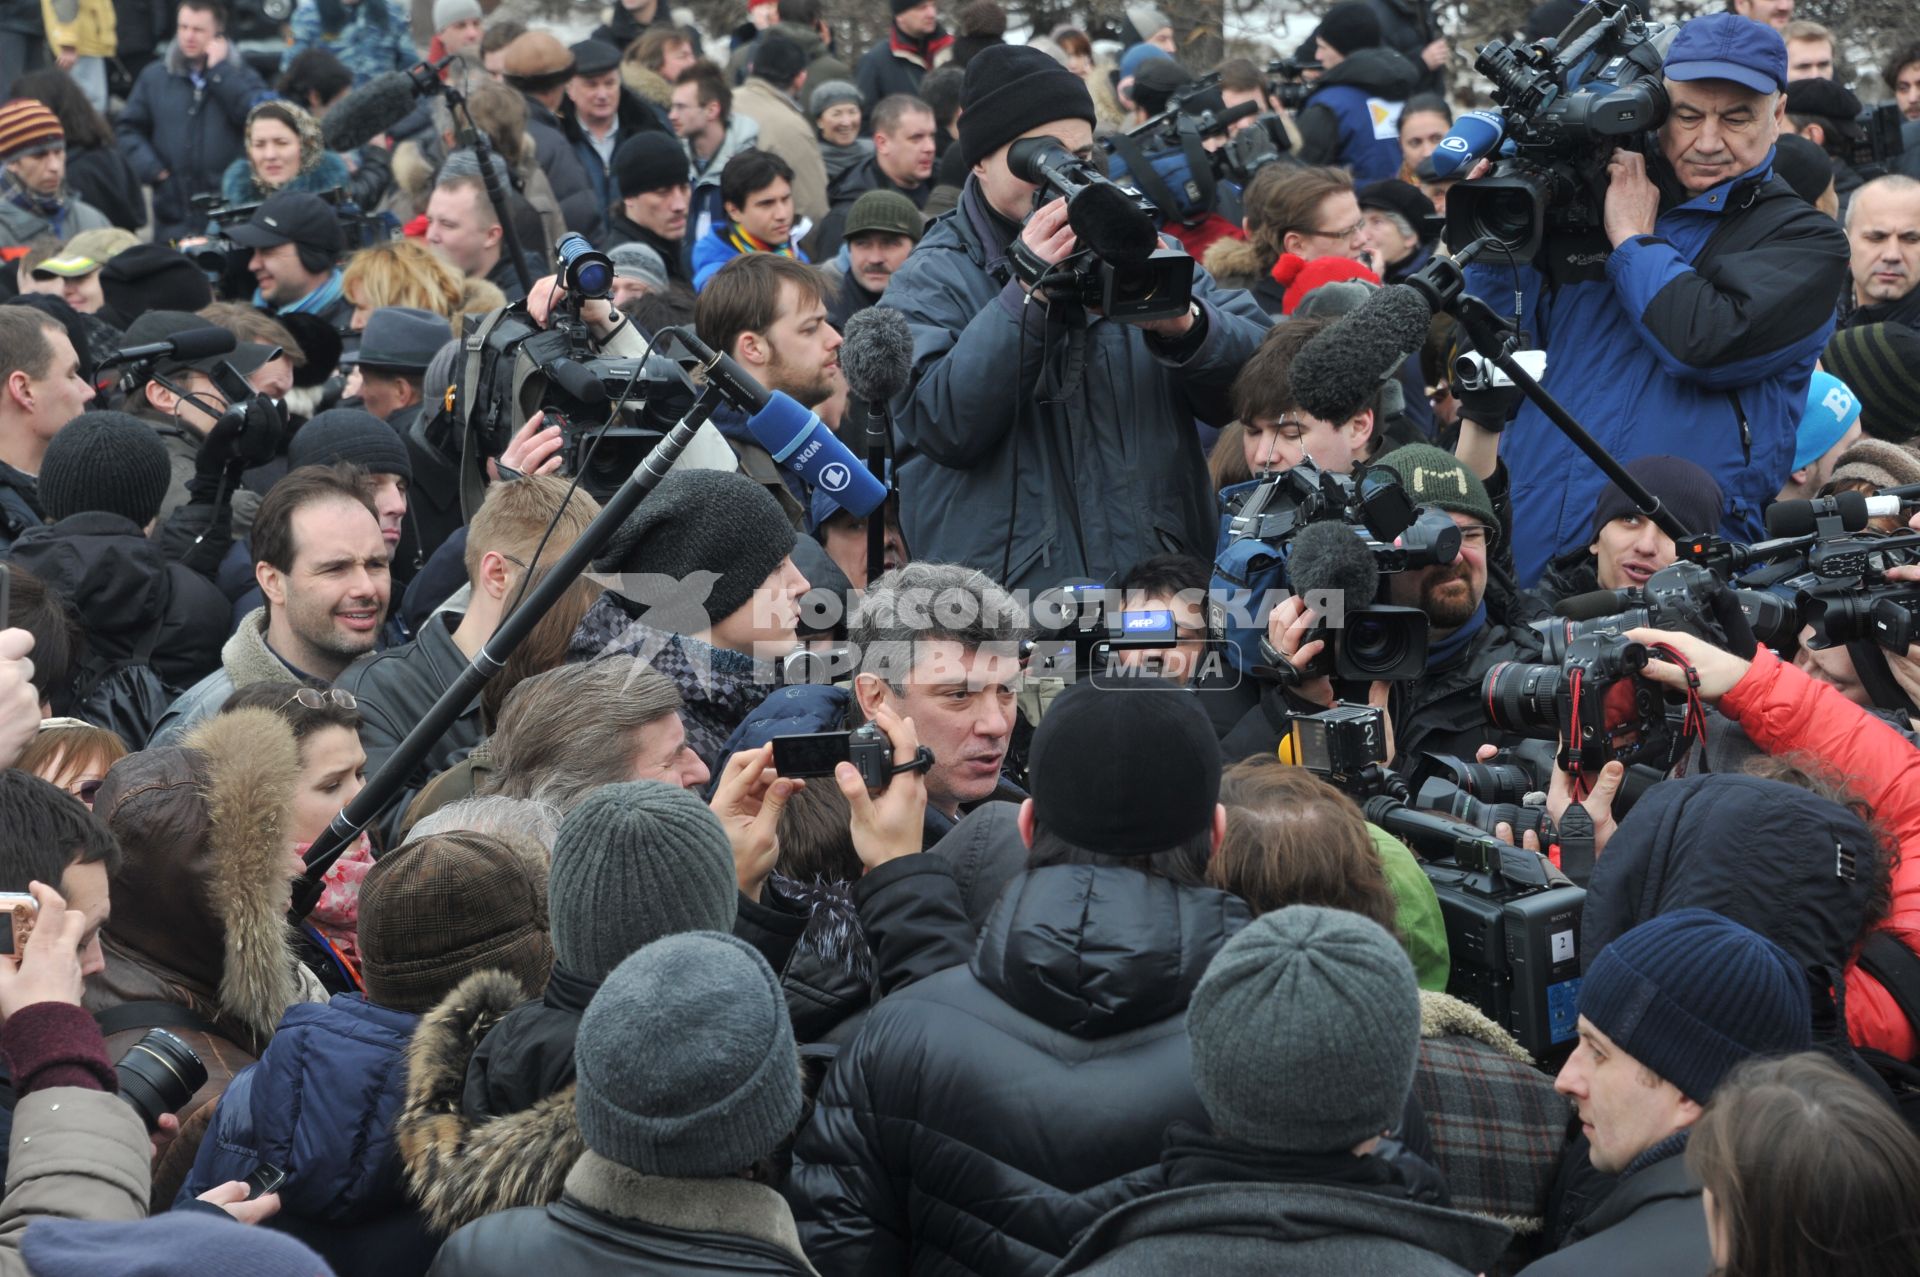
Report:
1726,390,1751,465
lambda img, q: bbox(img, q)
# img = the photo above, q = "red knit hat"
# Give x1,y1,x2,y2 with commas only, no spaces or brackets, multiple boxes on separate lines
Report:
1271,253,1381,315
0,99,63,164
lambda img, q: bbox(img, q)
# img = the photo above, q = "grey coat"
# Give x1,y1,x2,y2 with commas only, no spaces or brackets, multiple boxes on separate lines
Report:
1052,1180,1512,1277
884,181,1270,593
1517,1151,1711,1277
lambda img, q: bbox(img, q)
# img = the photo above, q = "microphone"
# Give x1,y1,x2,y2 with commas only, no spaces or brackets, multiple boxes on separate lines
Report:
1429,108,1507,179
322,70,426,151
1285,519,1380,614
1765,491,1882,538
98,327,238,368
670,327,888,518
545,359,609,406
1289,284,1433,425
1362,795,1535,879
1555,589,1633,622
839,307,915,405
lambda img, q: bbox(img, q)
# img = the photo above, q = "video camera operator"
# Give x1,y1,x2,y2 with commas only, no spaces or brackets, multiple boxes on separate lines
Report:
884,44,1270,594
1222,445,1547,767
1463,12,1850,585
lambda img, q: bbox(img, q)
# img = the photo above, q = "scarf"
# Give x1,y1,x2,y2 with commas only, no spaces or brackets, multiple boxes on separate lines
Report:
889,21,954,67
1425,601,1487,669
2,170,71,235
300,831,375,964
256,267,345,317
725,223,797,259
1160,1121,1449,1205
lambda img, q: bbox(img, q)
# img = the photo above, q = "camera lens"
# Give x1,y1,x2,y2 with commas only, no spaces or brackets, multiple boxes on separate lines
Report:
1483,661,1564,736
115,1028,207,1133
1457,761,1535,804
1469,187,1538,247
1345,613,1413,675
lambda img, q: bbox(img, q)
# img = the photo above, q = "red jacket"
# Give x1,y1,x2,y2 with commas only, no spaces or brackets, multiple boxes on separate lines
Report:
1721,645,1920,1060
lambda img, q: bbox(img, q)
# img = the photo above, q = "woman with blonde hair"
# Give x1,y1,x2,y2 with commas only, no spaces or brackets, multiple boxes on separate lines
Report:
341,238,465,330
222,100,351,204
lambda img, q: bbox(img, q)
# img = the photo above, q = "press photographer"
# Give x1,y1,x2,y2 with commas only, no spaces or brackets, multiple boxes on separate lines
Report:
883,44,1270,594
1457,7,1850,585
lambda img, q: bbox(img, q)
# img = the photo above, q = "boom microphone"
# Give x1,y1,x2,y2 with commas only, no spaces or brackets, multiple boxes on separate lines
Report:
839,307,915,404
669,327,887,517
1285,520,1380,614
322,70,423,151
1765,490,1883,538
1428,108,1507,179
99,327,238,368
1290,284,1433,426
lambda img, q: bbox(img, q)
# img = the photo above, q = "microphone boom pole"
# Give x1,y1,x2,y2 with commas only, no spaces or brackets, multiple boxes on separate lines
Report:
290,380,729,921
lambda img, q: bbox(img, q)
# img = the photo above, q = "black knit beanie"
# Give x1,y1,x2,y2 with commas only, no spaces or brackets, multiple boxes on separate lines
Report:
1589,454,1723,543
594,468,798,625
957,44,1097,170
39,411,174,525
288,408,414,480
1316,1,1382,55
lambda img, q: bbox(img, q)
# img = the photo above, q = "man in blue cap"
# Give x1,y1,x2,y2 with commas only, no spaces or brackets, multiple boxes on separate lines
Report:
1464,13,1850,585
1777,369,1862,501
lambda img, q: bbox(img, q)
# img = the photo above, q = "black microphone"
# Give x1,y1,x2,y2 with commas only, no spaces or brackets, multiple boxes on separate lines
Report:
1285,519,1380,613
1765,490,1873,539
1362,795,1531,878
839,307,915,405
99,327,237,369
668,326,771,415
322,69,427,151
1555,588,1633,622
546,359,609,406
1290,284,1433,425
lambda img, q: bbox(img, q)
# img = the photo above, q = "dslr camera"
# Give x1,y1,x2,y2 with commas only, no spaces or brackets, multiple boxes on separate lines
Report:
453,235,695,504
1005,135,1193,322
1446,0,1675,258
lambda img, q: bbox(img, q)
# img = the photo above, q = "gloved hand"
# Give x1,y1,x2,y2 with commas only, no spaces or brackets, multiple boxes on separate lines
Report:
192,395,283,483
1454,372,1524,432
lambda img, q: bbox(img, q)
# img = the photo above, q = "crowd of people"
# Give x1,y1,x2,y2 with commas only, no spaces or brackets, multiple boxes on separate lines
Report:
0,0,1912,1272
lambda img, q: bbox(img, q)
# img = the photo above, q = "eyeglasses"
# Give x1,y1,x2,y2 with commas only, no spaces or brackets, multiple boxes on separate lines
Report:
75,779,103,805
1300,219,1366,241
1456,524,1493,547
281,688,358,712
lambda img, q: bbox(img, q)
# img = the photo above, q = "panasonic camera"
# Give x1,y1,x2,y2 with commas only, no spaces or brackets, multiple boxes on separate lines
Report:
1005,135,1193,321
1447,0,1675,258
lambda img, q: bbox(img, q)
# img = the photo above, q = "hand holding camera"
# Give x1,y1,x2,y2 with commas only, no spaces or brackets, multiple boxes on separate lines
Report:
834,704,930,873
0,627,37,771
708,743,800,902
1602,147,1661,247
488,409,566,482
0,882,87,1023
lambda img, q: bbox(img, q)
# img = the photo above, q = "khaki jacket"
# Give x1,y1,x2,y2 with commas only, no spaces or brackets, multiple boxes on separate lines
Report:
0,1086,151,1273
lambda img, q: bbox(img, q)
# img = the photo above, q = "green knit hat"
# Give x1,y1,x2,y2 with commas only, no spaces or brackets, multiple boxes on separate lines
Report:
1823,322,1920,443
1373,443,1496,532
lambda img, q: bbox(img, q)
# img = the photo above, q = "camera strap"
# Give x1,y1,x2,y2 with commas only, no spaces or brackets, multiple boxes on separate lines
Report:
891,746,937,777
94,1001,220,1040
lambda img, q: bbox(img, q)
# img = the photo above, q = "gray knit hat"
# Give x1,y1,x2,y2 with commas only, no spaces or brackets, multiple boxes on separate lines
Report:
38,410,173,525
548,780,739,983
809,78,862,120
1189,905,1420,1153
594,468,798,626
576,931,802,1175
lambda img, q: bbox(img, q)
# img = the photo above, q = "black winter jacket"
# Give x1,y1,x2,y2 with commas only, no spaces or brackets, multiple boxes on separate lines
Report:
461,962,596,1121
66,144,147,232
522,94,606,243
115,43,270,242
334,611,481,839
786,864,1251,1277
430,1151,814,1277
9,511,228,692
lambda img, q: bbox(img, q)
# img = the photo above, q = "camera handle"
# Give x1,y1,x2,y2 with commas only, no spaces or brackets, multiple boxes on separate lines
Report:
289,381,731,922
1409,245,1691,545
443,82,535,300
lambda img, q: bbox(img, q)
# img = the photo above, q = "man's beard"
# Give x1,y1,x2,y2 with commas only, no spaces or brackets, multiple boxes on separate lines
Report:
1420,562,1480,629
767,350,834,408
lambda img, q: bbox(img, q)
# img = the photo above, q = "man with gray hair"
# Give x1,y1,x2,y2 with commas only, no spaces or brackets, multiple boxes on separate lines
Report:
404,795,563,861
483,658,709,811
847,561,1029,841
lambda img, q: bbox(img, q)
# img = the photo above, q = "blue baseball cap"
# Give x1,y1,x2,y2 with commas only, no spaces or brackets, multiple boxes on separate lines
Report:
1664,13,1788,95
1794,370,1861,471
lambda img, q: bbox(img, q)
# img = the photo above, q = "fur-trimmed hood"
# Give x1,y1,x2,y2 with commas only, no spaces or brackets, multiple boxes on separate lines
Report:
87,707,306,1048
1202,234,1269,286
1418,990,1534,1063
396,969,584,1235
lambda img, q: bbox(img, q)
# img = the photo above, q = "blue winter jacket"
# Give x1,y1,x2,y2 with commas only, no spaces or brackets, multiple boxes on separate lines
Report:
1465,151,1850,584
1296,47,1418,183
692,228,810,290
177,994,440,1276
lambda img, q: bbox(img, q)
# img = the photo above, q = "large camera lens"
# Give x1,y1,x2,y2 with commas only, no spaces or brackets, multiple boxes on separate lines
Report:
116,1028,207,1133
1346,613,1413,672
1483,661,1564,737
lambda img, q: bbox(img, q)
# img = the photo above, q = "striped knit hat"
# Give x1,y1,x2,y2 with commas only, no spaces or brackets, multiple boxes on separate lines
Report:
1823,322,1920,443
0,99,63,163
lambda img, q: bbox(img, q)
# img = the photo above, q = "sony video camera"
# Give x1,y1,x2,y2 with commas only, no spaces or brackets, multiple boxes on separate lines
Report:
1005,134,1193,321
455,235,695,505
1447,0,1675,258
